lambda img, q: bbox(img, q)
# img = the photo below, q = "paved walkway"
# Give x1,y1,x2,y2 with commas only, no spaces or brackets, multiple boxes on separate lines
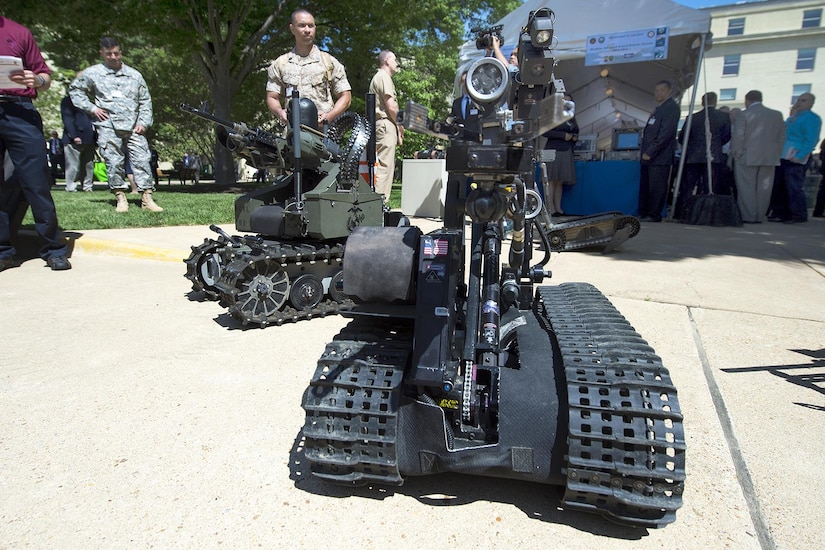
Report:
2,217,823,548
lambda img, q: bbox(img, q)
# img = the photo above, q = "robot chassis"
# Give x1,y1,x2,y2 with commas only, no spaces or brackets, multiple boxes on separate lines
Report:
299,9,684,529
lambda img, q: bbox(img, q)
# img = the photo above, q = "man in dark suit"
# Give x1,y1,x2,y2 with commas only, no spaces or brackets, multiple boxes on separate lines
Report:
675,92,732,219
449,71,481,142
47,131,64,183
638,80,680,222
730,90,785,223
61,72,96,192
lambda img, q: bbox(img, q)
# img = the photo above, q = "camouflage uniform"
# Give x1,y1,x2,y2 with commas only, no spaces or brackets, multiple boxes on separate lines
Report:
69,62,154,192
266,45,350,116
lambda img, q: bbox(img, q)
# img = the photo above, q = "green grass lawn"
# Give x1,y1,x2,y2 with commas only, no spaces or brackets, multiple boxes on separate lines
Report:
22,184,238,230
20,181,403,230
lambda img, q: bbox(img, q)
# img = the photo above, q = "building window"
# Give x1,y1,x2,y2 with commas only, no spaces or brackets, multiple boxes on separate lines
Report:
719,88,736,102
727,18,745,36
792,84,812,104
796,48,816,71
722,54,741,76
802,8,822,28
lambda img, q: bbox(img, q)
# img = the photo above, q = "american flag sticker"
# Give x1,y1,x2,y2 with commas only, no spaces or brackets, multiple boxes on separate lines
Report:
422,237,448,258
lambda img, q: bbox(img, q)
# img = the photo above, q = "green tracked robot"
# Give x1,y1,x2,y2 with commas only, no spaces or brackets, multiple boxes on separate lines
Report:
183,94,398,326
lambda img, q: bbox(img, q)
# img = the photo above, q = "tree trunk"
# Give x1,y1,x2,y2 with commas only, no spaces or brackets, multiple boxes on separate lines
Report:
210,74,237,186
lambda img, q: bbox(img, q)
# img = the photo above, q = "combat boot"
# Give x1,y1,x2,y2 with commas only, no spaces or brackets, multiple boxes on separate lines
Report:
141,190,164,212
115,191,129,213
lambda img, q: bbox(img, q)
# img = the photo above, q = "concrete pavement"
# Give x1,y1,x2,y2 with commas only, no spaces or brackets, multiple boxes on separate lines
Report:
1,217,824,549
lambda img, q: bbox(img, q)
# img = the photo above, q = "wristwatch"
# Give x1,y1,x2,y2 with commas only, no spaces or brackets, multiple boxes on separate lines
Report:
35,75,46,88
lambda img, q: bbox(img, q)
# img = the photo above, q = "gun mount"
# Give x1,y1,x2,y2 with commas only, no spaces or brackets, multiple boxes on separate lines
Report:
300,9,684,528
182,94,398,326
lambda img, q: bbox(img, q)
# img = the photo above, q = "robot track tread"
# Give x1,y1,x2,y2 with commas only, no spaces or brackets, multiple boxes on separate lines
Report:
184,237,229,300
537,283,686,528
545,212,640,252
299,284,685,528
301,319,413,486
216,240,353,327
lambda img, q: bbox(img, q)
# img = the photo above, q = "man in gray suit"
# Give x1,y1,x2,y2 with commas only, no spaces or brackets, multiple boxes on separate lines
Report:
730,90,785,223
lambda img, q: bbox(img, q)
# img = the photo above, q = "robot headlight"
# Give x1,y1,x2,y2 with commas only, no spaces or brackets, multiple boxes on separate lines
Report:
529,16,554,48
466,57,509,106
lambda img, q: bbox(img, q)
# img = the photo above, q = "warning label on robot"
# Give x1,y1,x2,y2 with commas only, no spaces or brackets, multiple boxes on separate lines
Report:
423,262,445,282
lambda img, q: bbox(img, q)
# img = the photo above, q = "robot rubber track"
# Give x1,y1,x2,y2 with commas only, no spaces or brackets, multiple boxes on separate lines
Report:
184,236,231,301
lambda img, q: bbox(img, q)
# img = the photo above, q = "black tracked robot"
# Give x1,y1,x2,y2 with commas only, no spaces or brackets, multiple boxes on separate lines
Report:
300,9,686,528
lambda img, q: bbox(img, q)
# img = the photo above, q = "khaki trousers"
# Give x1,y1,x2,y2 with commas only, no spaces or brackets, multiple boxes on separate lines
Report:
374,118,398,200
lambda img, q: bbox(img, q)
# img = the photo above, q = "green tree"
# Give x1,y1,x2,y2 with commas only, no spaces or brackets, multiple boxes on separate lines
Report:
7,0,519,182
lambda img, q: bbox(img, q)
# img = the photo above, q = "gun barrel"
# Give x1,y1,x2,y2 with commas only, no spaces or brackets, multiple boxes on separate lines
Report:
179,103,250,135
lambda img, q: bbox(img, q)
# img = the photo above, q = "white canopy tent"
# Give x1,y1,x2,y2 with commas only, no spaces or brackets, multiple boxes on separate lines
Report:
459,0,712,152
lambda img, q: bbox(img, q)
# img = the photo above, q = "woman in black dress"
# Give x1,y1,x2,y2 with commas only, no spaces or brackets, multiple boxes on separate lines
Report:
542,93,578,216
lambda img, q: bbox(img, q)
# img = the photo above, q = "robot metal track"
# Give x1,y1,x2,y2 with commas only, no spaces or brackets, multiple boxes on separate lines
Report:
216,241,353,327
545,212,641,252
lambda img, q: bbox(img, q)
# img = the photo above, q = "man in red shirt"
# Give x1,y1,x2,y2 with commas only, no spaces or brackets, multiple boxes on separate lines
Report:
0,15,71,271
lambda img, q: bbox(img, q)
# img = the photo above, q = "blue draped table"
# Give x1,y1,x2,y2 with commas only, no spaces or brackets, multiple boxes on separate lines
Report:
561,160,640,216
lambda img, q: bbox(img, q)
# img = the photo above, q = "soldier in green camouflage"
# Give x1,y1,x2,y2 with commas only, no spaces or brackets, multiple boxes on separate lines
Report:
69,37,162,212
265,8,351,127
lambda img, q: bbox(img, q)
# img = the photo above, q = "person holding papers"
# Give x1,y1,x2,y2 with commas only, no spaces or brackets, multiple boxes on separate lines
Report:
0,15,71,272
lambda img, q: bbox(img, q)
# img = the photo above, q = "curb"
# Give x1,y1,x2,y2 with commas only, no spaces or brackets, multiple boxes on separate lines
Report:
18,229,189,263
69,235,189,263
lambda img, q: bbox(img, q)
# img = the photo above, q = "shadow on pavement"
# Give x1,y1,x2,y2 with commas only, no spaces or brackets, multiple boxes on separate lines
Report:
286,431,650,540
721,347,825,404
560,219,825,265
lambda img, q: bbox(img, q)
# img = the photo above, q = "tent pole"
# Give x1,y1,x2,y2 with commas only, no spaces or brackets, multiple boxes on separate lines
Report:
668,33,707,221
703,58,714,195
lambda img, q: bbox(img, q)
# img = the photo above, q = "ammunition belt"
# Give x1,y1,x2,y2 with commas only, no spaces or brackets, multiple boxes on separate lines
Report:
328,112,370,186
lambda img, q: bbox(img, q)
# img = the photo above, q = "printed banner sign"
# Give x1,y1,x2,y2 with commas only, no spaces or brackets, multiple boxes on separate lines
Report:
585,27,669,66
